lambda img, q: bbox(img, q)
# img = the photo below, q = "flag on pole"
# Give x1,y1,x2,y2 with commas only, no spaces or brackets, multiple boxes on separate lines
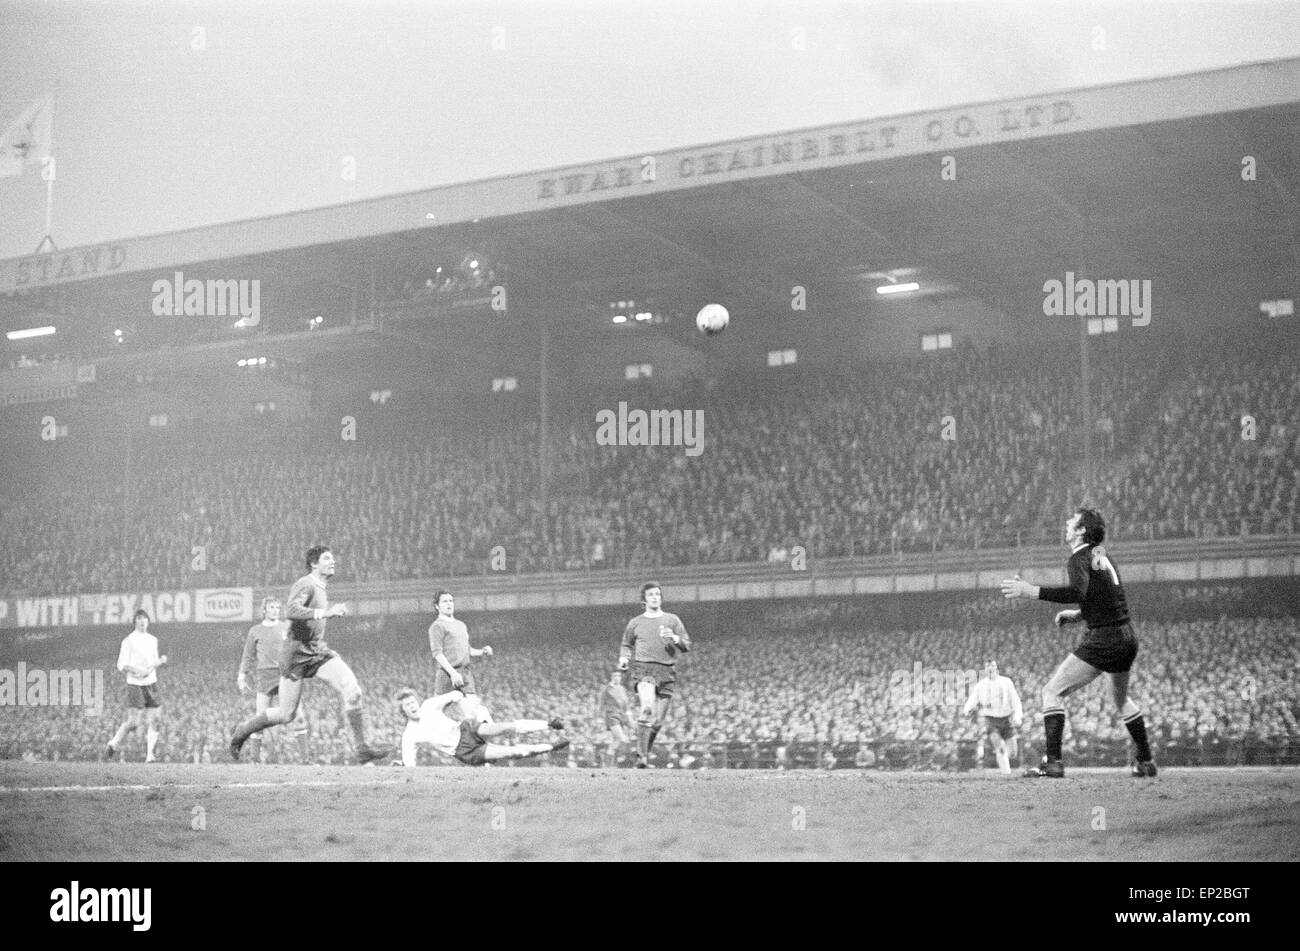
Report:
0,94,55,178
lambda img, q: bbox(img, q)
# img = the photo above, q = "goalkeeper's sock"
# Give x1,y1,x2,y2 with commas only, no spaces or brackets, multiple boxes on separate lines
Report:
1043,710,1066,761
1123,712,1153,761
145,728,159,760
995,747,1010,774
647,725,662,752
636,724,650,760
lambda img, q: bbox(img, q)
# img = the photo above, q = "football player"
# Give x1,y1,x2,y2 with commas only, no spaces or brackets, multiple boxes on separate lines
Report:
1001,509,1156,778
617,582,691,769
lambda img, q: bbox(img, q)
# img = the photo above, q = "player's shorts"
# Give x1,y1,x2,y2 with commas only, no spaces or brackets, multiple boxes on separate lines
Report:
454,720,488,766
631,661,676,699
257,667,282,696
434,666,477,697
127,684,161,709
279,640,339,682
1073,622,1139,673
980,715,1014,740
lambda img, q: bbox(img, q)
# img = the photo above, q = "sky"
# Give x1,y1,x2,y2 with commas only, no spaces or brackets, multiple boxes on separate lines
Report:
1,0,1299,260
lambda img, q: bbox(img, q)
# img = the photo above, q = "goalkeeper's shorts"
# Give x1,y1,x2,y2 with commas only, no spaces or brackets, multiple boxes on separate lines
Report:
1073,622,1139,673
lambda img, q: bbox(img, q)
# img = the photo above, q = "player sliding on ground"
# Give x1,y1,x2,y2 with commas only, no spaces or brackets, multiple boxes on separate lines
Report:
617,582,691,769
396,688,568,766
1000,508,1157,779
229,545,391,765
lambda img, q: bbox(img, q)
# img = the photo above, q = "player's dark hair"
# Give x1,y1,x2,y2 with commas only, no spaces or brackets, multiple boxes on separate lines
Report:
133,608,150,622
640,581,661,601
305,545,331,570
1074,508,1106,545
395,688,418,706
434,590,453,604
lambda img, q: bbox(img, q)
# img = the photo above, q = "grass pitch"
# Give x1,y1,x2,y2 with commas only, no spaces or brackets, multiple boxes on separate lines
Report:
2,762,1297,861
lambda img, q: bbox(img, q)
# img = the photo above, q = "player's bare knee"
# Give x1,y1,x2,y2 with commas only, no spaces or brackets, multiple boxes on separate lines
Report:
343,682,363,710
1119,698,1141,719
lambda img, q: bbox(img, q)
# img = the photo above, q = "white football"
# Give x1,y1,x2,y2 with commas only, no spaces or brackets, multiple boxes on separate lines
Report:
695,303,730,336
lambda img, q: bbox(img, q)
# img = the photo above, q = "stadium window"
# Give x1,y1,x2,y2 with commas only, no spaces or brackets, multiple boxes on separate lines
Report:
624,364,652,380
1259,299,1294,318
369,389,393,405
921,332,953,352
148,414,168,428
491,377,518,392
767,349,797,367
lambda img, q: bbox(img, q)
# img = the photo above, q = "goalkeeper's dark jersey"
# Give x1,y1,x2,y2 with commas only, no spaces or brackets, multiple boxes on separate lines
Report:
1037,544,1131,629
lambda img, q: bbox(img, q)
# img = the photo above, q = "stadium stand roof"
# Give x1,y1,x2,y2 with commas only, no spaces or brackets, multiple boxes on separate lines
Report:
1,56,1297,407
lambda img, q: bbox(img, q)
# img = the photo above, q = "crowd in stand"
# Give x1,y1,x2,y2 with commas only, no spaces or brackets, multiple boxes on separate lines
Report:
6,340,1295,596
1092,351,1300,539
3,597,1296,768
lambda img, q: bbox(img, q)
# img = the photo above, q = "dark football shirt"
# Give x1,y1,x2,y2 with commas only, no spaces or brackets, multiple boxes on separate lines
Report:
1037,544,1131,629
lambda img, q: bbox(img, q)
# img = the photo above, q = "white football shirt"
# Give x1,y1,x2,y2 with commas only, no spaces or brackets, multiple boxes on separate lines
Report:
116,630,161,686
963,675,1023,720
401,696,462,766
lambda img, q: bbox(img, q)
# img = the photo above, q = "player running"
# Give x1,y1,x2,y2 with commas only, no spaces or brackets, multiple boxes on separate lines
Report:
598,670,633,768
237,597,309,763
229,545,391,764
428,590,493,716
105,609,167,762
396,688,568,766
962,661,1023,774
617,582,691,769
1001,508,1157,779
